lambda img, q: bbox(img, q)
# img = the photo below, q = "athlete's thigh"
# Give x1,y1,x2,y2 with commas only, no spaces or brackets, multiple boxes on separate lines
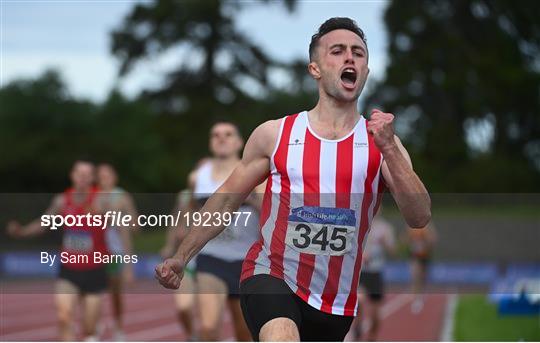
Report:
55,279,78,318
174,274,196,310
81,293,102,328
299,300,353,342
197,272,227,327
239,274,302,341
82,293,102,316
197,271,228,294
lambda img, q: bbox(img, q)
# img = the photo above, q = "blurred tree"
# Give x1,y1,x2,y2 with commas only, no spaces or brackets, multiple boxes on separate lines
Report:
0,70,169,192
0,70,97,191
364,0,540,191
111,0,296,108
0,1,314,193
110,0,303,187
94,90,168,191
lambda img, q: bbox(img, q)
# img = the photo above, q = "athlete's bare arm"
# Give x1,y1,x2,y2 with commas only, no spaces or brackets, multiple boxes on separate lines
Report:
155,119,280,289
244,181,266,211
160,174,197,258
6,194,64,238
368,109,431,228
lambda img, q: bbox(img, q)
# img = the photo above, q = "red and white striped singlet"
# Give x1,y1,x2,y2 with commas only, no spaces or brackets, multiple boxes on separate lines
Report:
241,111,385,316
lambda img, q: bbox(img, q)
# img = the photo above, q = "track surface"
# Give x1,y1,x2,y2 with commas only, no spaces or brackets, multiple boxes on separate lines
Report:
1,280,448,341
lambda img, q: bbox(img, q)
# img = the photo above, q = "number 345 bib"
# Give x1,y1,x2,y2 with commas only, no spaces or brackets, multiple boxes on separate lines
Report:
285,206,357,256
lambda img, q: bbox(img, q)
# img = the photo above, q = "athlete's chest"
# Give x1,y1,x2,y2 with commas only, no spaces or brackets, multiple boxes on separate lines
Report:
274,138,371,189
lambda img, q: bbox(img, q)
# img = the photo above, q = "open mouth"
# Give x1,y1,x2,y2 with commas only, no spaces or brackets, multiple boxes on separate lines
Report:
340,68,357,87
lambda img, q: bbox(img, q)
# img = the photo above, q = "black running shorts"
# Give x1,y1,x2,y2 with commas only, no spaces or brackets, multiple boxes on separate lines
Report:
240,274,353,341
58,264,108,294
196,253,243,298
358,270,384,301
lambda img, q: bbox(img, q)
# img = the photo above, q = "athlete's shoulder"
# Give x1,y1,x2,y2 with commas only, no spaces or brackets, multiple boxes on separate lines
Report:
187,157,211,188
245,119,281,156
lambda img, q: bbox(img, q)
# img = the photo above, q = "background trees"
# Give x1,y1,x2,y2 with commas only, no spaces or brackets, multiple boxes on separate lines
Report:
1,0,538,192
364,0,540,191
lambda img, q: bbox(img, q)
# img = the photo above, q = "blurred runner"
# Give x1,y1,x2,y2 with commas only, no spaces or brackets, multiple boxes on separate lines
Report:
96,163,139,341
6,160,107,341
405,223,436,314
160,189,198,341
353,208,396,341
184,121,262,341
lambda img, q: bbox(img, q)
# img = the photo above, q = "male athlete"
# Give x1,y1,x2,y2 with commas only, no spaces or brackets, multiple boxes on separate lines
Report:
353,208,396,341
7,160,107,341
170,122,262,341
405,223,436,313
161,189,198,341
96,163,139,340
156,17,431,341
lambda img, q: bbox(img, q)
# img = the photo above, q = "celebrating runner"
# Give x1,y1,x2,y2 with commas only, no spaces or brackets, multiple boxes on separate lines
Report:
156,17,431,341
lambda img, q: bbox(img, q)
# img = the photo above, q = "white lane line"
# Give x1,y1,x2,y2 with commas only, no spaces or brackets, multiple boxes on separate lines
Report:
381,293,414,318
344,293,414,342
440,294,457,342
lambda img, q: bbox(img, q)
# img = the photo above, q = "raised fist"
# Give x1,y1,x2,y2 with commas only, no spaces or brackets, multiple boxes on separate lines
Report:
367,109,396,151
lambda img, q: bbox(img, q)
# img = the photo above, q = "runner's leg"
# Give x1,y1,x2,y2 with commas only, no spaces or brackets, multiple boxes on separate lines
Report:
197,272,227,340
55,280,78,341
259,318,300,341
174,274,196,339
81,293,102,339
108,273,123,333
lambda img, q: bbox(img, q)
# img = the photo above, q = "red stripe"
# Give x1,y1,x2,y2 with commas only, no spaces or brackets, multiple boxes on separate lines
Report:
320,134,354,313
240,241,264,281
343,123,382,316
269,114,298,279
241,175,273,281
295,128,320,301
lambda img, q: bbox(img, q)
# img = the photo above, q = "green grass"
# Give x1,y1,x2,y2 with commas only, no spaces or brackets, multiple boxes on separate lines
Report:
454,295,540,341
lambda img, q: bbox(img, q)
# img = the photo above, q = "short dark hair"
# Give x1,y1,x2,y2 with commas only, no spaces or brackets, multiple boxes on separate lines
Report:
73,156,94,167
210,118,242,137
309,17,367,61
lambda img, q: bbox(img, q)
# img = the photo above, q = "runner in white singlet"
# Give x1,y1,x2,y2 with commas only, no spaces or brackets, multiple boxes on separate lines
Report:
179,122,263,341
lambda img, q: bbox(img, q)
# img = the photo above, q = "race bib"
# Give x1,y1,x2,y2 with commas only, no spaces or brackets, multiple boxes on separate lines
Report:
285,206,357,256
63,231,93,253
